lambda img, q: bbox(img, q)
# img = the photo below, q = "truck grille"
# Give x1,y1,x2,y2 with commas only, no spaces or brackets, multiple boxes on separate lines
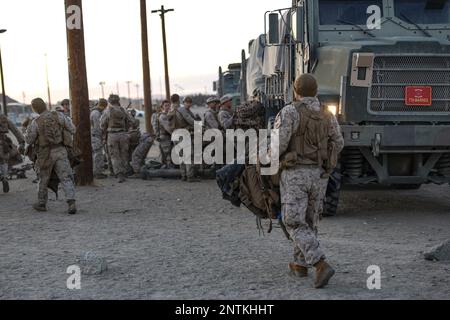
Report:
369,55,450,114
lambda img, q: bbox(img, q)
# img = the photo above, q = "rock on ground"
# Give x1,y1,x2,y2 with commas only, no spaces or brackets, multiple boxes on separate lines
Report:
424,240,450,262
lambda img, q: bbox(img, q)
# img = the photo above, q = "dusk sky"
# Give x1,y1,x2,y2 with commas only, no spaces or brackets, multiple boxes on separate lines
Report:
0,0,290,104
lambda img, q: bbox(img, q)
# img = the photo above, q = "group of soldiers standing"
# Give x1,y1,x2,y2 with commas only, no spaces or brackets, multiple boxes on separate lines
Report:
0,92,237,214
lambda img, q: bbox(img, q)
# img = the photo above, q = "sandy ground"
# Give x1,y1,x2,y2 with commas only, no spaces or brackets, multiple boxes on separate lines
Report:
1,167,449,300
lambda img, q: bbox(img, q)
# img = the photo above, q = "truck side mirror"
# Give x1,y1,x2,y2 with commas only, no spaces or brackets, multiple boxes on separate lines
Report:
268,13,280,45
295,5,305,44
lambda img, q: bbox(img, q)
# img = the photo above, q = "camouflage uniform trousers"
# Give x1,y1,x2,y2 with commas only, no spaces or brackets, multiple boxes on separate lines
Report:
107,132,130,176
131,133,154,174
179,137,197,179
280,166,329,267
0,135,9,180
159,135,173,166
91,135,104,176
36,146,75,204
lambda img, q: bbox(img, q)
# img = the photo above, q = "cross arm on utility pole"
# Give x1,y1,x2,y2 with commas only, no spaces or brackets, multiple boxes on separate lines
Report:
151,5,174,15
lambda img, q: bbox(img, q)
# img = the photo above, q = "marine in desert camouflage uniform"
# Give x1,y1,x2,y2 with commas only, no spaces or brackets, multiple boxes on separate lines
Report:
204,97,221,130
25,98,77,214
129,105,161,175
100,94,134,183
177,97,201,182
127,109,141,164
90,98,108,179
218,94,235,130
275,74,344,289
158,100,174,168
0,113,25,193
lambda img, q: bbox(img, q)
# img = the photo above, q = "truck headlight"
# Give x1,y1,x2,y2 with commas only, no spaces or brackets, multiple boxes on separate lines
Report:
327,104,338,116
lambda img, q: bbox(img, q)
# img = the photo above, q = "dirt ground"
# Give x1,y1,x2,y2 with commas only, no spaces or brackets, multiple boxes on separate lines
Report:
1,112,449,300
1,161,449,300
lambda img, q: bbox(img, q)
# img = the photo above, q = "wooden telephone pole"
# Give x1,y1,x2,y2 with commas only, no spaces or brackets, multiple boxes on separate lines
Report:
65,0,93,185
140,0,153,134
152,5,174,101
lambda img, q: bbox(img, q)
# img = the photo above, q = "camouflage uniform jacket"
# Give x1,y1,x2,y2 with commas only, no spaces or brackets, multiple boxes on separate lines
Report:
204,109,220,130
177,106,196,131
218,109,234,130
90,108,103,138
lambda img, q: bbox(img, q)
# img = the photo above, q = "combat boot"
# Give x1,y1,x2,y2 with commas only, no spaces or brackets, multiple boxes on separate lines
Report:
289,263,308,278
2,178,9,193
33,202,48,212
68,200,77,215
313,259,335,289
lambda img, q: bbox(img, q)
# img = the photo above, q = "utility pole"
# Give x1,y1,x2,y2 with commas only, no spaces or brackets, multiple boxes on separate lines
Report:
135,83,140,107
141,0,153,134
152,5,174,101
65,0,93,185
99,81,105,98
0,29,8,115
126,80,132,105
45,53,52,109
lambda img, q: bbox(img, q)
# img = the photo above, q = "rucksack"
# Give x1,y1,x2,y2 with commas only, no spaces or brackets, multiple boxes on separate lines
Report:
36,111,64,147
167,109,186,131
239,165,281,220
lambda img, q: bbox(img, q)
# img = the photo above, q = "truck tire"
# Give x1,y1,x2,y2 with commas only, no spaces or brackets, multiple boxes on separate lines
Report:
323,165,342,217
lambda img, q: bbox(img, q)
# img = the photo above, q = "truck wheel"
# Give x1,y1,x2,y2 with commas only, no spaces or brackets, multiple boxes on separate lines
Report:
323,165,342,217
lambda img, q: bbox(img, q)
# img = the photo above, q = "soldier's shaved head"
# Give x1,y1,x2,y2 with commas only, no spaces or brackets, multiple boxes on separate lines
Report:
294,74,318,98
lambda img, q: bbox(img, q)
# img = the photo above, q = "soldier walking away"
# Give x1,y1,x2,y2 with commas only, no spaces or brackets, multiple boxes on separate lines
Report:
0,113,25,193
100,94,133,183
158,100,174,169
177,97,201,182
204,97,221,130
218,94,235,130
91,98,108,179
25,98,77,214
275,74,344,289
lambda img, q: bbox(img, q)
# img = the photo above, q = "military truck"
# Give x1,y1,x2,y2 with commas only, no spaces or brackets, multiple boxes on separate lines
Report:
213,63,242,107
245,0,450,216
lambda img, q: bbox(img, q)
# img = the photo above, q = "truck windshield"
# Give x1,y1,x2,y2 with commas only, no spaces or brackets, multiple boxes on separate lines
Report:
394,0,450,24
319,0,383,25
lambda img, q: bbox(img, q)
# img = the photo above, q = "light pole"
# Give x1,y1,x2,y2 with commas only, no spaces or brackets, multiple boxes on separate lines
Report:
135,83,140,107
126,80,132,105
99,81,105,98
0,29,8,115
44,53,52,109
